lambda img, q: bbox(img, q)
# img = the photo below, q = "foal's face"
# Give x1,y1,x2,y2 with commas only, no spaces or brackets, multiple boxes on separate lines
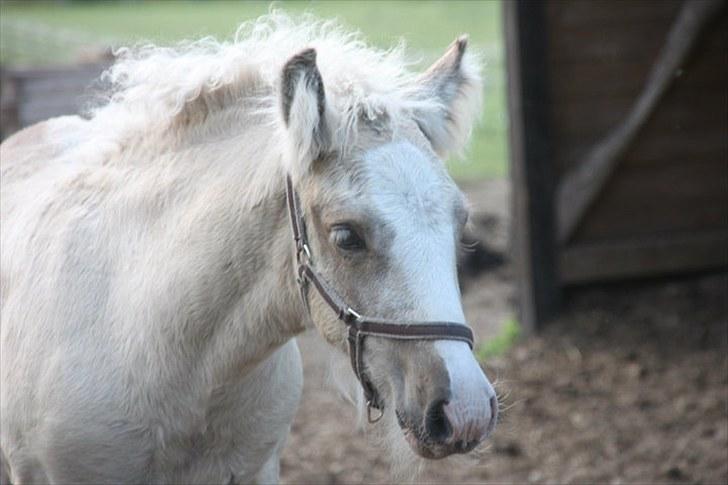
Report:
279,36,494,459
298,125,497,458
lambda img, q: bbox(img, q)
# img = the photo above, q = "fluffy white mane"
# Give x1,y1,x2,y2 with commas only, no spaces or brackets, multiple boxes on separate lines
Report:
89,11,481,159
91,12,443,151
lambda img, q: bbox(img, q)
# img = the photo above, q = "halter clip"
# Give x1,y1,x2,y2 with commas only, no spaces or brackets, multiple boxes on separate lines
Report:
367,400,384,423
345,307,362,322
297,242,312,264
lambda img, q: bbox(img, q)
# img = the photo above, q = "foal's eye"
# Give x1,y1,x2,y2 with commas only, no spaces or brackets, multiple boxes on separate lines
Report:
330,224,366,251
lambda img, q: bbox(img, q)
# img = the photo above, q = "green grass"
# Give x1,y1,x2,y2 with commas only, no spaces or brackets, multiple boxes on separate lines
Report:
476,316,521,361
0,0,507,179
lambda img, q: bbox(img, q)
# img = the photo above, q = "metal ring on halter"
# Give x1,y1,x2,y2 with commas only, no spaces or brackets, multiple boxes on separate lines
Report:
298,243,312,263
345,307,362,321
367,400,385,423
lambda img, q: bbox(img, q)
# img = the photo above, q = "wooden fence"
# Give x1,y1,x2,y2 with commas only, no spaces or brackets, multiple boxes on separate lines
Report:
1,62,109,139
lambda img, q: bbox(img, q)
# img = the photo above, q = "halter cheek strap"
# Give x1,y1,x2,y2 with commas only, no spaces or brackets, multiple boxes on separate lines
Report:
285,175,474,422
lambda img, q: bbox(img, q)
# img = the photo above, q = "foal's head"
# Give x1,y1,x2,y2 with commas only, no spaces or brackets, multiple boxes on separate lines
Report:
279,38,496,460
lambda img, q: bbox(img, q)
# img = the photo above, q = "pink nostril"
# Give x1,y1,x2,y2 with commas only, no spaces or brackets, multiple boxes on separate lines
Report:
443,394,499,446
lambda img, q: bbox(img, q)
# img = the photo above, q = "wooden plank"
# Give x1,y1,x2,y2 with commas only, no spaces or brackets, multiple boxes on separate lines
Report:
21,95,95,114
555,106,727,174
548,47,727,105
624,119,728,165
4,63,108,129
556,125,728,173
0,71,21,139
21,74,104,98
547,6,727,114
552,83,726,145
560,230,728,284
547,0,683,29
4,63,110,80
573,160,728,242
19,101,87,126
548,17,726,65
18,86,97,125
505,0,560,333
548,20,675,65
547,4,726,65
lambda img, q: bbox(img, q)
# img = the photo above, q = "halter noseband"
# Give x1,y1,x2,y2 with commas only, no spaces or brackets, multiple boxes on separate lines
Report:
285,176,474,423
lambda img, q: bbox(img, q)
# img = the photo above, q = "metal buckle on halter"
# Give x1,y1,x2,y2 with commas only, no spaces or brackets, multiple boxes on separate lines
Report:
366,400,384,423
344,307,361,322
296,242,312,265
295,244,312,291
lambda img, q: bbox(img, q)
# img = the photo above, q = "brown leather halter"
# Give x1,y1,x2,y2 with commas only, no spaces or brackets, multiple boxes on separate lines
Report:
285,176,474,423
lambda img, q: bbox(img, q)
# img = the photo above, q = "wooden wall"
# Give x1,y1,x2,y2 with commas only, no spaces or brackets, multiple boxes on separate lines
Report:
548,0,728,283
0,63,108,140
505,0,728,330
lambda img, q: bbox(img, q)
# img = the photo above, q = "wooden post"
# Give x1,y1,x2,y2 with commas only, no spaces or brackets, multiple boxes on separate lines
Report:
504,0,560,333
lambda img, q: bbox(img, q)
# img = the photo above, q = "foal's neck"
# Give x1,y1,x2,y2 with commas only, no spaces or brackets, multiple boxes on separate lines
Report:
119,106,310,378
213,179,307,374
155,154,307,385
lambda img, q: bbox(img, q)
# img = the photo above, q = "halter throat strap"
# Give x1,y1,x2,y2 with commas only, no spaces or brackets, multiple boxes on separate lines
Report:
285,175,474,421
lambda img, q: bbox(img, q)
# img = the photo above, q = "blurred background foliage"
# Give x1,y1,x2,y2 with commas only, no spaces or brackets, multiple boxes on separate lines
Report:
0,0,507,180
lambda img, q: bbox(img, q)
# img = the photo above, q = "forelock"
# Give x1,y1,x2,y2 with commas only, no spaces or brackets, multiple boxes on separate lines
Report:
361,141,457,227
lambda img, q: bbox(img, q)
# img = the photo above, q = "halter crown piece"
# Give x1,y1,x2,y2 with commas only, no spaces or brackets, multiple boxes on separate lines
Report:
285,175,474,423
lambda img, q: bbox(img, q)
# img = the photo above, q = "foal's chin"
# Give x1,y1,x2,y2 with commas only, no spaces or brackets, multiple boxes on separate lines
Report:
396,411,481,460
400,428,479,460
403,434,451,460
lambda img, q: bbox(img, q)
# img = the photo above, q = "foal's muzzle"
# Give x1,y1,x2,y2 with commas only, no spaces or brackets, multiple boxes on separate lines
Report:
398,391,498,459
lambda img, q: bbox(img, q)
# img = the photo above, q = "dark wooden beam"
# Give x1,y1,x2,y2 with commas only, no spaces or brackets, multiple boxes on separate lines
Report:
504,0,560,333
560,230,728,284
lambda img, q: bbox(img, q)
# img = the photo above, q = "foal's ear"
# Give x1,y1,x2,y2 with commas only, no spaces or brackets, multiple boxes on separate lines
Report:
412,36,482,158
280,48,331,178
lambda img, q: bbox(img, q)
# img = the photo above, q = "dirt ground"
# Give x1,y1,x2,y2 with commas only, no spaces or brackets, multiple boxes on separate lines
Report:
280,179,728,484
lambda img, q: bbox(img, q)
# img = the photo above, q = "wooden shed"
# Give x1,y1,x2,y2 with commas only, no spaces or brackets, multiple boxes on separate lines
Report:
504,0,728,330
0,62,109,139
